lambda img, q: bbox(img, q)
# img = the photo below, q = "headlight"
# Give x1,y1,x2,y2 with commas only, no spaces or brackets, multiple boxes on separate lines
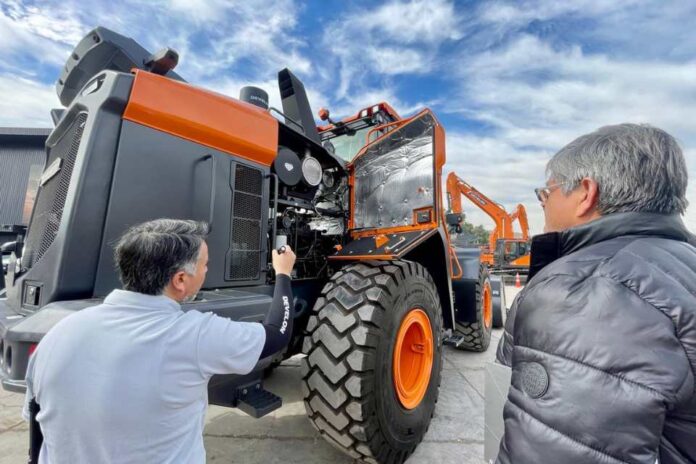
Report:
322,171,335,188
302,156,322,187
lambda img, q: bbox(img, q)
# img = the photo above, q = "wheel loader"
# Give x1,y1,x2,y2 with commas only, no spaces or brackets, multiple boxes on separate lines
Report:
0,27,499,463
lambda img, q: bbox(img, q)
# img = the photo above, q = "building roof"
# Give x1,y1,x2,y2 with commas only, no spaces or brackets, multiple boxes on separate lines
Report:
0,127,51,144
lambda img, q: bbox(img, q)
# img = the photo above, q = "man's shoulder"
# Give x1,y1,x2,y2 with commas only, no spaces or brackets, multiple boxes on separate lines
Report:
592,235,695,290
41,302,105,336
540,234,695,281
525,234,696,328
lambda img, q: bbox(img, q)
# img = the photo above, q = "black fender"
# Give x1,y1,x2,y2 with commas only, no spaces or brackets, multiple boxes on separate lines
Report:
402,227,455,330
328,227,455,330
450,246,485,325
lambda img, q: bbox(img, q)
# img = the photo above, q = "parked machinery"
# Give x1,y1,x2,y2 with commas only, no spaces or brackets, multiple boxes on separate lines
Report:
1,27,498,464
446,172,531,273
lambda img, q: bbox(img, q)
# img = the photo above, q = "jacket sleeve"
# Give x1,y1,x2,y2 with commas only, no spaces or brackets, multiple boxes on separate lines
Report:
259,274,294,358
496,274,694,464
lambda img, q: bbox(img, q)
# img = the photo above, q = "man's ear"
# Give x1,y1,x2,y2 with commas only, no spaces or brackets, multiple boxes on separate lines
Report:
576,178,600,218
170,270,188,293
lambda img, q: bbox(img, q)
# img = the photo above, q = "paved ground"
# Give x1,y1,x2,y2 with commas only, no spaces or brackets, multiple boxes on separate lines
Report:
0,287,521,464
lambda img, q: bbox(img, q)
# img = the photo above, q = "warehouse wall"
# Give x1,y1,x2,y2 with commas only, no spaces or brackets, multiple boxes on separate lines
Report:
0,128,50,226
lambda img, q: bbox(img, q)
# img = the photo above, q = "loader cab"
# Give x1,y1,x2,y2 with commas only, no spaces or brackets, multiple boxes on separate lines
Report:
317,103,400,162
494,238,530,266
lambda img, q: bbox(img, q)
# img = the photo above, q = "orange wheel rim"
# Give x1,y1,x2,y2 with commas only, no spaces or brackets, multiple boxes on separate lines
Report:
393,308,434,410
483,282,493,329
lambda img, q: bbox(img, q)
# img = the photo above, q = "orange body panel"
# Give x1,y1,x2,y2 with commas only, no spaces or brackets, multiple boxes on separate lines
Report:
123,70,278,166
511,254,530,267
375,234,390,248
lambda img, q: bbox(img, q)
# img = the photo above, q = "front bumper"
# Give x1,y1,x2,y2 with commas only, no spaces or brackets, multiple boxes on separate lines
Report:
0,298,29,393
0,298,85,393
1,375,26,393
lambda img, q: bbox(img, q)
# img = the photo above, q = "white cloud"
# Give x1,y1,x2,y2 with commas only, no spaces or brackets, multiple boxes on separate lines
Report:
456,36,696,138
322,0,463,101
0,0,310,84
365,47,431,75
2,0,86,45
443,132,549,234
0,3,76,68
167,0,239,24
441,33,696,233
0,74,59,127
328,87,432,123
477,0,644,27
353,0,464,45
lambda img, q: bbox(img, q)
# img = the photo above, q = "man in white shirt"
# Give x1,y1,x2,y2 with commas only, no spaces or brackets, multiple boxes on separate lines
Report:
23,218,296,463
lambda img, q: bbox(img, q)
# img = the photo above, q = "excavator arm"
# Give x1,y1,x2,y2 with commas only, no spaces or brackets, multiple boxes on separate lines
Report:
509,204,529,241
445,172,513,251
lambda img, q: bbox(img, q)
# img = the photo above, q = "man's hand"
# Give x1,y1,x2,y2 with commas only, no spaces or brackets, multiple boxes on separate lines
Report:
272,245,296,277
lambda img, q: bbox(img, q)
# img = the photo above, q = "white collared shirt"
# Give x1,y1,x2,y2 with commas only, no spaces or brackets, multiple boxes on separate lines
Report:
23,289,265,464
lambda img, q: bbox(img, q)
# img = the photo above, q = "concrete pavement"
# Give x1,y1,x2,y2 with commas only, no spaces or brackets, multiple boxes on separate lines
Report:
0,286,521,464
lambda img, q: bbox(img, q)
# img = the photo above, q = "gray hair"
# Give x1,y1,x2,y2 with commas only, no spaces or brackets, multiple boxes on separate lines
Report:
114,219,209,295
546,123,688,215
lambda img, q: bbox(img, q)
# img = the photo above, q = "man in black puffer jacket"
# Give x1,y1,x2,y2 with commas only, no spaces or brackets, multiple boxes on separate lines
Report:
496,123,696,464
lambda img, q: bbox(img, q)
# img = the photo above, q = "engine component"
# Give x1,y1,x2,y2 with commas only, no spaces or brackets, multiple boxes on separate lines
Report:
239,86,269,110
273,147,302,186
301,156,322,187
308,217,344,236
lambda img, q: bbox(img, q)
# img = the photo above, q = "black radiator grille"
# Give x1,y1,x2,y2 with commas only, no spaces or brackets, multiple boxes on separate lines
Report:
228,164,264,280
22,113,87,268
234,163,263,193
233,192,262,219
232,218,261,246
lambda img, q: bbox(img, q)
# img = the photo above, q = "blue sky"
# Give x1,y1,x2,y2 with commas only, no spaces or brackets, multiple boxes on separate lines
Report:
1,0,694,233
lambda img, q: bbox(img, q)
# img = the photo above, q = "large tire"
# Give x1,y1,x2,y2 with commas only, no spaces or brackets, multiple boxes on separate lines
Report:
453,264,493,352
301,261,443,464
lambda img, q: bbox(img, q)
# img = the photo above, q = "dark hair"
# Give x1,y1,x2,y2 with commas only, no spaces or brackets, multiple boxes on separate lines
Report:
114,219,209,295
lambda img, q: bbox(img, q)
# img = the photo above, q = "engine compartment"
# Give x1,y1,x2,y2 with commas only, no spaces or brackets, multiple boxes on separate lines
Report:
268,148,348,281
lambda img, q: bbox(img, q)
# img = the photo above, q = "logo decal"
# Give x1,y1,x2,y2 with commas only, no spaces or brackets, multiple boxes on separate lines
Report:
280,296,291,334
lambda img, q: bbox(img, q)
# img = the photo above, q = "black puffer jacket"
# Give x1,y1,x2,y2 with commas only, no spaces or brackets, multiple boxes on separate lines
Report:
496,212,696,464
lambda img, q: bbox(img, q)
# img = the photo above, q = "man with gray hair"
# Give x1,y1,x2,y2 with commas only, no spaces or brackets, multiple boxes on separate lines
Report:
22,219,296,463
496,124,696,464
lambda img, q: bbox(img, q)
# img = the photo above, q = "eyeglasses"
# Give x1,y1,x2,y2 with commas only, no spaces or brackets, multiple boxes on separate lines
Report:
534,182,570,203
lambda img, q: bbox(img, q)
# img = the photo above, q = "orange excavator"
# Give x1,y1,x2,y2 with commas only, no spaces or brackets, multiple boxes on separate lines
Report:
445,172,530,273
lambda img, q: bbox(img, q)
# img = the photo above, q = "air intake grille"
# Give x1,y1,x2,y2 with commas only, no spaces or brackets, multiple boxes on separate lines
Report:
234,164,263,193
228,164,264,280
22,113,87,268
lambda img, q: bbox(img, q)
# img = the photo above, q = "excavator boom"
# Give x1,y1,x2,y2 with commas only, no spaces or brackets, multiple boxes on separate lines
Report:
446,172,513,251
510,204,530,241
446,172,531,273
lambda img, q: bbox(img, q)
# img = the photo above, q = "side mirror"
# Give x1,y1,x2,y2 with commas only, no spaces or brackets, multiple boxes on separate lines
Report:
446,213,464,226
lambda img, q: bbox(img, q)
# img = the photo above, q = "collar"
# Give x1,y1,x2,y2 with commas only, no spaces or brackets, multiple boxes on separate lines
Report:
528,212,692,279
104,289,181,312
